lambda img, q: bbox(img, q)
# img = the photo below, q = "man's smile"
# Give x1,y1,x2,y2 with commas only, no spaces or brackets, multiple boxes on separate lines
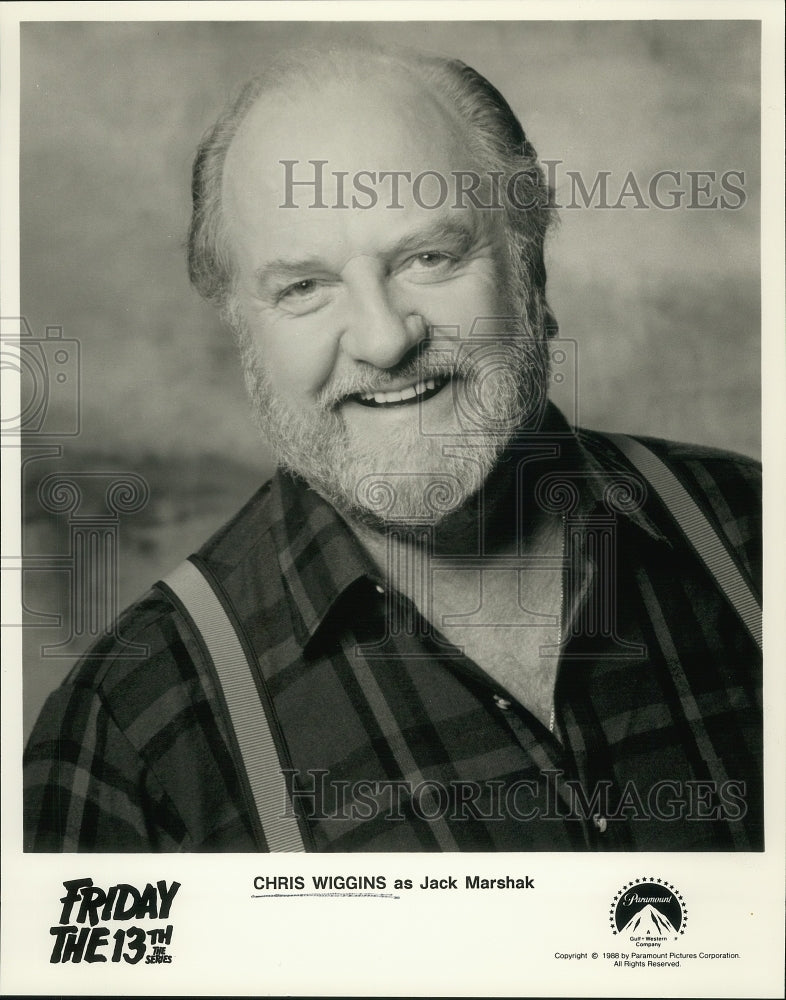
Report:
349,375,451,408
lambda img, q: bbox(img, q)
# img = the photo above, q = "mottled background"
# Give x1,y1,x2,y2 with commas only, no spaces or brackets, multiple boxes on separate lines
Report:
20,20,760,738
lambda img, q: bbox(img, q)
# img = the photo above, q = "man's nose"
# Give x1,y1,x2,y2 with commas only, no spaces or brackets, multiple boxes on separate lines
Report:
339,270,428,369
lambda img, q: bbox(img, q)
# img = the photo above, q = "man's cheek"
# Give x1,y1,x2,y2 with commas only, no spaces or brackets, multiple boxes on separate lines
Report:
419,275,504,334
265,335,338,401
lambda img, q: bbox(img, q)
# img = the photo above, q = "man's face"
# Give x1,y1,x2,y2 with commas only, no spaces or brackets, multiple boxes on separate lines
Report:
222,76,546,526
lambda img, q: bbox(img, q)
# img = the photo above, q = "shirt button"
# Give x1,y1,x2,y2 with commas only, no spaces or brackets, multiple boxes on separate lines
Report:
593,815,608,834
493,694,511,710
374,584,385,595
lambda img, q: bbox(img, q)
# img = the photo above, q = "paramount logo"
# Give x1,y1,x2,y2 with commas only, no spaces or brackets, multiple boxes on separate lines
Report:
622,891,673,906
610,878,686,940
620,903,679,939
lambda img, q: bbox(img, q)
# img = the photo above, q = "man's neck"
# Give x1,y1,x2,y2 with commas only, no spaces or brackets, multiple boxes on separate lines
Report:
348,455,556,580
345,456,566,733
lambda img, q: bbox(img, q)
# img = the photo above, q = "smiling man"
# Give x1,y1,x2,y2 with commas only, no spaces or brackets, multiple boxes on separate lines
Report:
24,47,763,852
211,51,551,528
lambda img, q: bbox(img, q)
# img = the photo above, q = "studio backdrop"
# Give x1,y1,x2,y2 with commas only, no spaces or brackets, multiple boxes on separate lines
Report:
19,20,760,739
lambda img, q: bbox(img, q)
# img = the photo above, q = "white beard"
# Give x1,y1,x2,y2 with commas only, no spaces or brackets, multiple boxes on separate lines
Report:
235,320,549,528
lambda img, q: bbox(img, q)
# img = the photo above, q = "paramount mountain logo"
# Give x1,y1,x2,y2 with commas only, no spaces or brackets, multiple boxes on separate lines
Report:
610,878,687,942
620,903,679,938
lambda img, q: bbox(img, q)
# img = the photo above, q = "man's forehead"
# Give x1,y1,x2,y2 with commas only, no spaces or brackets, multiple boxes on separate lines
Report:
222,73,477,204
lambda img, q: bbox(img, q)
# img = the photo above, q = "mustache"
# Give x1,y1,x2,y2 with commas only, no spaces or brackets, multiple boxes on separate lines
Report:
316,352,473,409
316,337,544,411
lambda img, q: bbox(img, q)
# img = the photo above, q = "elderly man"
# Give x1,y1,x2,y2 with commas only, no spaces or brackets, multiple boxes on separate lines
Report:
24,47,762,852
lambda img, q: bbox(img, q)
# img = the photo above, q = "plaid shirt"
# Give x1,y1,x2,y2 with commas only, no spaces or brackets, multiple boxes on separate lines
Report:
24,406,762,852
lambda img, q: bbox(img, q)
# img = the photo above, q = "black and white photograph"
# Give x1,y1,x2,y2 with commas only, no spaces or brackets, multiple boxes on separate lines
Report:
2,3,784,996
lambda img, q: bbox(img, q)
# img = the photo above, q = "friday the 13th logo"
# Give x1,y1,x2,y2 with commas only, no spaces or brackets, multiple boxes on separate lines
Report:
49,877,180,964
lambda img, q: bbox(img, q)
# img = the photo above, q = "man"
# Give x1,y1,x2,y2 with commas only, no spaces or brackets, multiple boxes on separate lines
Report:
24,46,762,852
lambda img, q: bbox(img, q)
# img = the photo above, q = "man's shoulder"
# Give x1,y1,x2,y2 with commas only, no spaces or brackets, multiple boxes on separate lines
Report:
49,477,282,720
578,426,761,497
626,432,759,475
193,476,279,571
48,588,209,739
579,425,759,469
578,427,761,583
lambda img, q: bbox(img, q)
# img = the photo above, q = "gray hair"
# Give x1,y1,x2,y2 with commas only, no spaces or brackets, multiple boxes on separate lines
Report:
187,46,557,337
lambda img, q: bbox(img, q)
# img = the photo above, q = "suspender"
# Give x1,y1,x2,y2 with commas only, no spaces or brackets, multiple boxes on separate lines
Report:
602,433,762,651
160,559,306,853
160,435,762,850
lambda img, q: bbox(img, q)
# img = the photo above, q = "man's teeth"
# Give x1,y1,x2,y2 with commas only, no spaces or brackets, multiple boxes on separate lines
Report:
360,378,440,405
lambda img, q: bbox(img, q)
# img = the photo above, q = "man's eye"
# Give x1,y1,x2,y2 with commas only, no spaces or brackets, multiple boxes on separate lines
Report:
400,251,459,281
280,279,319,300
275,278,332,316
410,252,454,269
276,279,332,314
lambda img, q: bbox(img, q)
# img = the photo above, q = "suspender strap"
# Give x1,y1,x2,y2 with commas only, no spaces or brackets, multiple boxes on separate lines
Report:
160,558,306,852
602,432,763,651
159,434,760,845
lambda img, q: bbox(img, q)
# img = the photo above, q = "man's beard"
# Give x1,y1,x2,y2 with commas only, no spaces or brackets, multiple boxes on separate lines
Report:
233,315,550,529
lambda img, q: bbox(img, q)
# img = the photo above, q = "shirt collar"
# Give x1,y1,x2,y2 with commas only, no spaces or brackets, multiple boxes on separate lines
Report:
269,471,378,649
269,403,667,650
544,407,667,542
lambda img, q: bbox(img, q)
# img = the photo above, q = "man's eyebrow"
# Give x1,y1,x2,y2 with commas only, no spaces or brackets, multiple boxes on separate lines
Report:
385,216,480,258
253,217,481,293
254,256,331,294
